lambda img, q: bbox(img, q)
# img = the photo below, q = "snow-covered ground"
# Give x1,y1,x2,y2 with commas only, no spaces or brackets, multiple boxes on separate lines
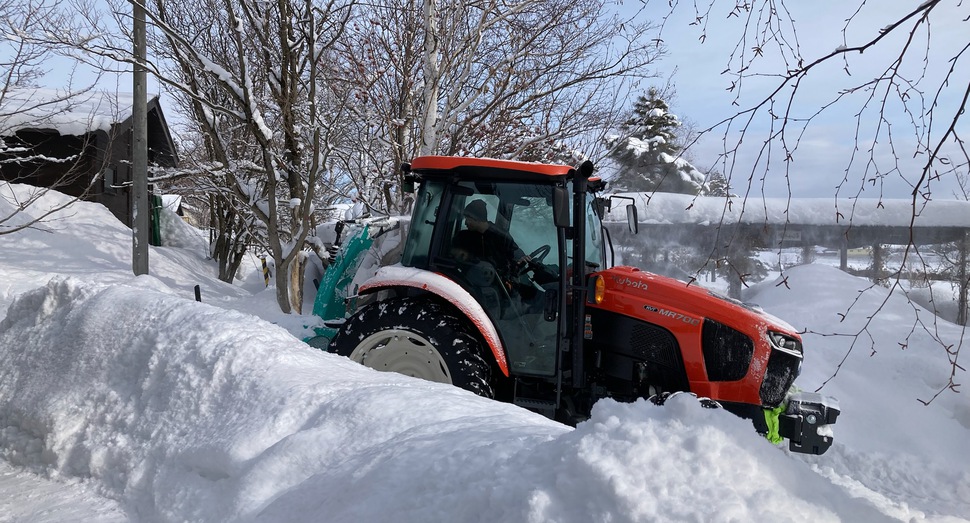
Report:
1,183,968,522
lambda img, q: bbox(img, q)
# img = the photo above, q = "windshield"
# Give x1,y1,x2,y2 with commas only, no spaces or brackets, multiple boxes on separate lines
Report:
584,192,606,269
435,181,561,278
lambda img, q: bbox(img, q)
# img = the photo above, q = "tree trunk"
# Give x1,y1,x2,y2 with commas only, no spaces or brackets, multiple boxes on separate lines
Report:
275,256,292,314
288,252,307,315
420,0,440,156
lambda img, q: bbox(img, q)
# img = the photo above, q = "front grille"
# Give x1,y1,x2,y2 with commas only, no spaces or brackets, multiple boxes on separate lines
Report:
630,323,679,368
760,349,800,407
702,319,754,381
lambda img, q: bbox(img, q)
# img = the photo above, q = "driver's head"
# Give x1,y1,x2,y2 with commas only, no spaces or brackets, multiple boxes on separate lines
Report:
463,200,489,232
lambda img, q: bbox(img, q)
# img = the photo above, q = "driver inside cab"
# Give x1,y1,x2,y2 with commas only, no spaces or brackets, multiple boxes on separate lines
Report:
451,200,558,294
452,200,527,275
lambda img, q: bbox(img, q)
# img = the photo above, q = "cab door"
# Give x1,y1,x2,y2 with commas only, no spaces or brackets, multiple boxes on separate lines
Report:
431,181,563,376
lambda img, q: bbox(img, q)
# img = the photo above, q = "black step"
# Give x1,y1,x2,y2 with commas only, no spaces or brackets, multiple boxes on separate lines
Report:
514,397,557,415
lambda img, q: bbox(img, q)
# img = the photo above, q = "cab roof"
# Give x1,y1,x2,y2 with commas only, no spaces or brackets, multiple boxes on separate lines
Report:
408,156,576,179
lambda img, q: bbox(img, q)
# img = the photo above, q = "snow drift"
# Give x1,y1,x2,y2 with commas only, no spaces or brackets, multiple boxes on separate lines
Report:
1,276,892,522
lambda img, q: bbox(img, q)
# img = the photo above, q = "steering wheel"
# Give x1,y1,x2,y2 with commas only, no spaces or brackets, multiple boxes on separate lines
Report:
514,244,552,276
528,244,551,264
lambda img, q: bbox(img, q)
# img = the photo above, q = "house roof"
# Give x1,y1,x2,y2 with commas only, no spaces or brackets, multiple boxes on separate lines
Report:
1,88,179,167
1,88,154,136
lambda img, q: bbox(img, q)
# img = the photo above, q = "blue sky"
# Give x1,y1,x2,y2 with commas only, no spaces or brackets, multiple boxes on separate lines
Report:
632,0,969,199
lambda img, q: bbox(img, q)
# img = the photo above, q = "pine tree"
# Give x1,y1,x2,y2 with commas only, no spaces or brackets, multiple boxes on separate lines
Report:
607,88,709,195
705,169,731,197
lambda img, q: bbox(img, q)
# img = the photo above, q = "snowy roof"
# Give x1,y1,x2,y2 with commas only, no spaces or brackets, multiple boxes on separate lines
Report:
159,194,182,212
605,192,970,229
0,88,155,137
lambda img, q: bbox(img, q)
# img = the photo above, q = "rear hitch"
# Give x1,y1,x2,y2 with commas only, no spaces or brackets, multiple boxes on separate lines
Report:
778,392,840,455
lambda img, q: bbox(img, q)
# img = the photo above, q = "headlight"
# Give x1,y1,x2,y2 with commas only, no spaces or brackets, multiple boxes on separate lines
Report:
768,331,803,357
593,275,605,304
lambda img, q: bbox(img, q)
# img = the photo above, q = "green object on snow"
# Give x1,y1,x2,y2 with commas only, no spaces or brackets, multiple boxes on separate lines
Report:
763,403,785,444
150,194,163,247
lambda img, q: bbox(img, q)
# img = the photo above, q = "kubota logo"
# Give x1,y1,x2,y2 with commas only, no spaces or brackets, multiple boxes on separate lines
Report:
612,276,649,291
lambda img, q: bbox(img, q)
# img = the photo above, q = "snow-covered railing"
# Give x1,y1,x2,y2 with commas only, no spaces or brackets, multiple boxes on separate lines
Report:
603,192,970,229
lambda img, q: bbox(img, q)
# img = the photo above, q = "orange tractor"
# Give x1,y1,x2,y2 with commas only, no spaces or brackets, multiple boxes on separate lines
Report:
314,156,839,454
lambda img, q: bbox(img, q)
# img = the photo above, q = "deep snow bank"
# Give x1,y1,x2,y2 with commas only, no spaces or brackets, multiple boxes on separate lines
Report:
0,277,895,522
750,264,970,456
749,264,970,519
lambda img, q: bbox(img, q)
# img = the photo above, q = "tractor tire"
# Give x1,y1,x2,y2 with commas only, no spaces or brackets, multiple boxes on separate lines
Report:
330,297,494,398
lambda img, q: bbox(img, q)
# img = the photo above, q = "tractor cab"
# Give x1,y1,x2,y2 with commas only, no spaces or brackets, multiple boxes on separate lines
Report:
399,157,605,378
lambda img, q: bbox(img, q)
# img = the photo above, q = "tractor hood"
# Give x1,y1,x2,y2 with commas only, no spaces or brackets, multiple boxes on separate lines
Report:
587,266,804,409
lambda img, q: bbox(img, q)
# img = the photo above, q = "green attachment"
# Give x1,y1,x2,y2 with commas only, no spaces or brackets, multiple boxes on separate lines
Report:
304,224,374,346
764,384,803,445
763,403,785,444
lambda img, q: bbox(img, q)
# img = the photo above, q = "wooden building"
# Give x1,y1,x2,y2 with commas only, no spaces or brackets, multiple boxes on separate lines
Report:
0,89,178,227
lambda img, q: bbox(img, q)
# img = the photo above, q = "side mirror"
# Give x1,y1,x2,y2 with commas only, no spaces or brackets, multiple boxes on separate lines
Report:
400,163,415,194
402,178,415,194
553,186,570,227
593,197,610,219
626,204,638,234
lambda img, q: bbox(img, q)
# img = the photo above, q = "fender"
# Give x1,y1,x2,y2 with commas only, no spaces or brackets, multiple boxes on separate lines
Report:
358,265,510,377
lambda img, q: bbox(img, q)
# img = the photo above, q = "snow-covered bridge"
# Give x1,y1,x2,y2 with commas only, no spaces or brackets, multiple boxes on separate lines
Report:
604,192,970,250
603,192,970,322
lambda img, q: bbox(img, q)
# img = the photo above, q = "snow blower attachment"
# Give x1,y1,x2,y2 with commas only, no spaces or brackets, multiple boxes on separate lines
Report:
311,156,841,455
778,392,841,455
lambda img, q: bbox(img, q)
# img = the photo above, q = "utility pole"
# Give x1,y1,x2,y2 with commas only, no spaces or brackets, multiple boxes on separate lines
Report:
132,0,149,275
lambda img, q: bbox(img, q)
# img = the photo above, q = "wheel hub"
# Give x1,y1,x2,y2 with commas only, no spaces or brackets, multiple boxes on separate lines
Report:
349,329,452,384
